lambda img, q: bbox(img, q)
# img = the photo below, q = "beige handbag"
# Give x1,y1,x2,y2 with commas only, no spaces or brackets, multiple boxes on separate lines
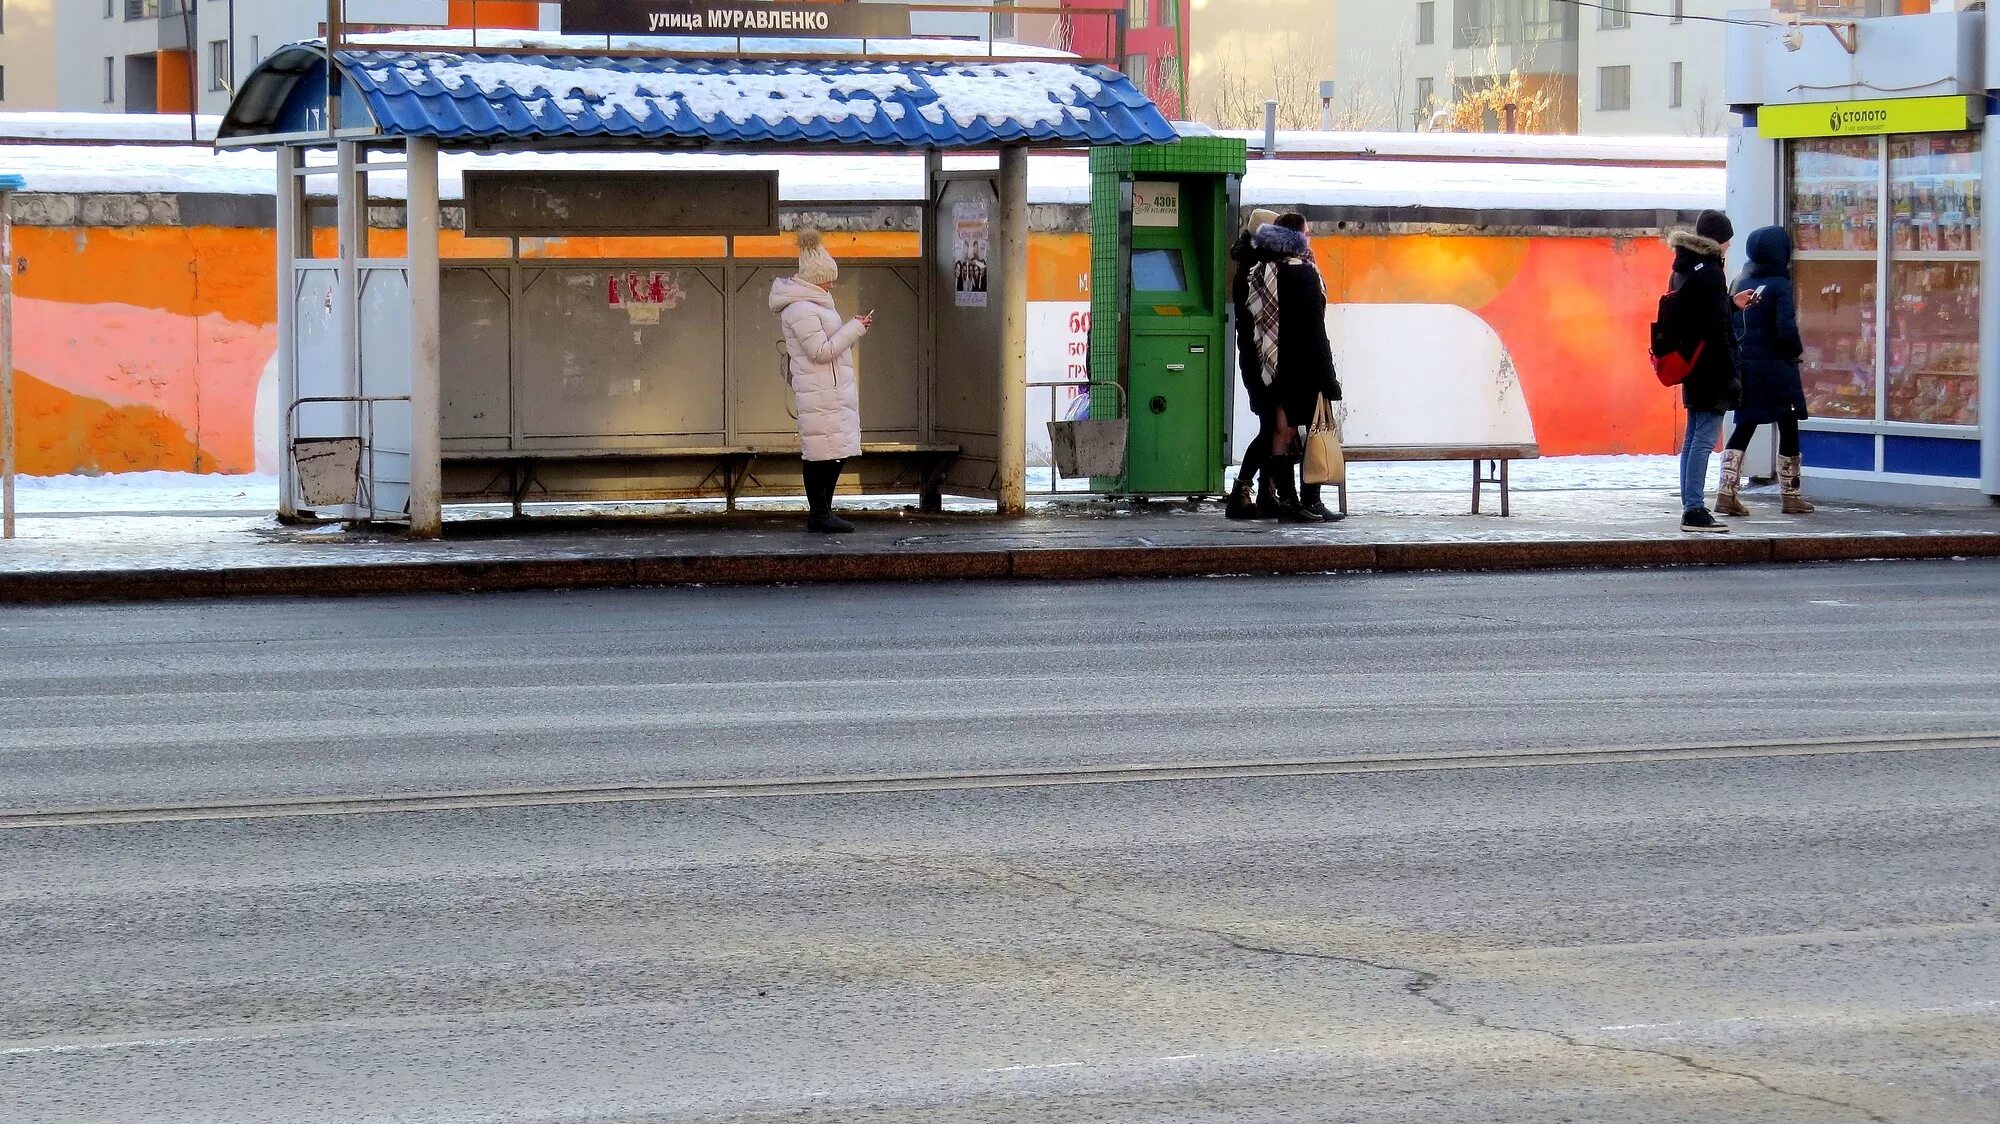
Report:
1301,396,1345,486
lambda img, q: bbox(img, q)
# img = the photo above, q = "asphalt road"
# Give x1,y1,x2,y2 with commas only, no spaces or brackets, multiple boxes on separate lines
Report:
5,563,2000,1122
6,563,2000,810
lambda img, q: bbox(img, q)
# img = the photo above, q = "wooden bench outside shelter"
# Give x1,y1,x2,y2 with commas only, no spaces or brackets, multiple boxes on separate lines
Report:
1336,443,1541,517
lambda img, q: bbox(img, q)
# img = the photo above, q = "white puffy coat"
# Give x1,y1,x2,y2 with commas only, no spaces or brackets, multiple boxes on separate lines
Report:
770,276,867,462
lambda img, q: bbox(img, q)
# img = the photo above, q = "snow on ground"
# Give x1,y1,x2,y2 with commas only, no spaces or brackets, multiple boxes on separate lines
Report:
0,112,222,144
8,457,1704,518
9,472,280,515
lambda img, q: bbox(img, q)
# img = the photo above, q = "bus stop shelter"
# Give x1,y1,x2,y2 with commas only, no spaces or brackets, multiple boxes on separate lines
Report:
216,31,1172,535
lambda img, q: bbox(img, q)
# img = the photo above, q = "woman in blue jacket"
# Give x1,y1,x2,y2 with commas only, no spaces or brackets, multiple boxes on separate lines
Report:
1717,225,1814,516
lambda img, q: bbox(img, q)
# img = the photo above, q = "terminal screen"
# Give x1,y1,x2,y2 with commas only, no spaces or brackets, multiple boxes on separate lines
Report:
1132,248,1189,293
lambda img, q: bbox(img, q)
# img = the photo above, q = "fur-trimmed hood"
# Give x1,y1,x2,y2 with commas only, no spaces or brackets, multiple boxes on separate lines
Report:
1667,229,1724,259
1252,224,1313,259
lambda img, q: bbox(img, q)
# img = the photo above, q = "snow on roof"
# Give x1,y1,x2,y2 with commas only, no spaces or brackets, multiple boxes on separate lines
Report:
343,30,1074,60
0,142,1723,214
394,54,1107,134
1218,129,1726,165
215,46,1167,149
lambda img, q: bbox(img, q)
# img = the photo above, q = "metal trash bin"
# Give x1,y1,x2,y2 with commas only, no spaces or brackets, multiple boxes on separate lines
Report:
1047,417,1128,479
293,436,362,507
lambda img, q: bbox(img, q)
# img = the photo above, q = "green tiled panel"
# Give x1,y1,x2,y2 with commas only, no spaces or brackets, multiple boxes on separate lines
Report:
1089,136,1246,176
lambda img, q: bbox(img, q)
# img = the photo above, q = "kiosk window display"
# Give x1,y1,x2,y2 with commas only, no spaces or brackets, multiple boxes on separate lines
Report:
1787,132,1982,431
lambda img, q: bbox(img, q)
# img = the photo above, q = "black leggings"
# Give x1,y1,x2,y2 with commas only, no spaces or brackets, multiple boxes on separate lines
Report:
1239,411,1277,488
1727,417,1800,458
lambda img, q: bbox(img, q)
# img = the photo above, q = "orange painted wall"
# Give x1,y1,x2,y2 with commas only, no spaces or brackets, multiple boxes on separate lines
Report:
10,225,1677,476
156,50,193,115
1313,234,1682,456
447,1,541,29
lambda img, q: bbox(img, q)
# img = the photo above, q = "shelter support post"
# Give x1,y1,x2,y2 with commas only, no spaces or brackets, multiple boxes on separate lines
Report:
406,136,443,537
1,189,13,540
275,146,301,520
997,144,1028,516
920,147,943,513
336,141,363,519
1984,116,2000,495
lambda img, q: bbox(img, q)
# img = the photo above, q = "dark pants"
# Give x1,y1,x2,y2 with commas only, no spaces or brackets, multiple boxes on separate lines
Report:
802,458,845,516
1727,417,1801,458
1241,409,1321,508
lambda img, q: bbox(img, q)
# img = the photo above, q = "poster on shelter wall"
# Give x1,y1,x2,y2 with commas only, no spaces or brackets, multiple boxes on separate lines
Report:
953,201,990,308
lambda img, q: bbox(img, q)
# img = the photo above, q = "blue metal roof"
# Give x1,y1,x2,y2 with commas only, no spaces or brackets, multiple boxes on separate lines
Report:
217,46,1177,150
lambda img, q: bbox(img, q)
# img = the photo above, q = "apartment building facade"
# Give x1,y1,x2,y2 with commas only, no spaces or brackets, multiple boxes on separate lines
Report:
0,1,546,115
1335,1,1959,137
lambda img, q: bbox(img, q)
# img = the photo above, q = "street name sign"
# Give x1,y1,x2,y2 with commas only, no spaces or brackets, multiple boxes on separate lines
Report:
562,0,913,39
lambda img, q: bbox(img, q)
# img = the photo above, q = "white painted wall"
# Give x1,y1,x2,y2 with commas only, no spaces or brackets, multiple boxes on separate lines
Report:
1331,0,1450,132
1577,3,1731,137
0,0,59,111
46,0,457,116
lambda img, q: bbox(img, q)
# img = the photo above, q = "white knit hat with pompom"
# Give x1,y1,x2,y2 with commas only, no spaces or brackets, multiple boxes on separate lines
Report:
795,228,838,286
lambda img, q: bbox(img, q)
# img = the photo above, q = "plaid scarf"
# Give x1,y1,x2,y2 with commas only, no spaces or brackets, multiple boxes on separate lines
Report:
1247,261,1281,388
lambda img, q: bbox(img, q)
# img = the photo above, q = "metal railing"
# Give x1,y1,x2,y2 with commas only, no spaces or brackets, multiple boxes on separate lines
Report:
286,394,411,522
1027,379,1126,495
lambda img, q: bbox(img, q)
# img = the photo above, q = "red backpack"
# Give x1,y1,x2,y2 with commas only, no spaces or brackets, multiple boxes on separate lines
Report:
1649,283,1704,387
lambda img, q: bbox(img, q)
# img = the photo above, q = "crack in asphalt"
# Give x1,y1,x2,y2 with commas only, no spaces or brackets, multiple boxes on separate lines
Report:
710,805,1893,1123
1004,867,1895,1124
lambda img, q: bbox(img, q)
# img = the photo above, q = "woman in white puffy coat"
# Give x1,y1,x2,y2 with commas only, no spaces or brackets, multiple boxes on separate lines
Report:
770,229,871,533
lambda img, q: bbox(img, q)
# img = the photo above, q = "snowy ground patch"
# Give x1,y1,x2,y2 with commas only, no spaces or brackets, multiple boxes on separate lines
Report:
8,456,1698,519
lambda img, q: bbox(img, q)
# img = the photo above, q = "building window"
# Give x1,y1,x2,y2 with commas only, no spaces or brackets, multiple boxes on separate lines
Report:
1415,76,1435,129
103,57,116,103
1600,0,1631,29
250,36,260,66
0,67,7,103
1671,0,1685,23
1127,0,1147,32
1453,0,1495,49
1160,0,1177,29
1670,61,1684,108
1417,2,1435,45
1598,65,1631,111
209,39,229,92
1125,53,1148,91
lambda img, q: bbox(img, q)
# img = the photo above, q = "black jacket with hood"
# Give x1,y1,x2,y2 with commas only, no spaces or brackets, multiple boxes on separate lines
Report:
1246,224,1341,425
1730,226,1809,426
1667,229,1742,414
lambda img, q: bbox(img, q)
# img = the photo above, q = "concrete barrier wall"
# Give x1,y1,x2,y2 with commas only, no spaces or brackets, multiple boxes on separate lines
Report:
8,204,1679,477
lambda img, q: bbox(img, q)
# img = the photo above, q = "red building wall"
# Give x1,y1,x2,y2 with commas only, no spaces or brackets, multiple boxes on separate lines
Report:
1060,0,1189,118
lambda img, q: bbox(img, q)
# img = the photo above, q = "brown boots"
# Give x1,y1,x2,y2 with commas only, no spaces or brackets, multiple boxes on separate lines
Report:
1716,448,1814,517
1715,449,1751,517
1779,454,1816,515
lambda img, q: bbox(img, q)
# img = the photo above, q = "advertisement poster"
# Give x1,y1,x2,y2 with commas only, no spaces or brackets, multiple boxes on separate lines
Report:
953,201,989,308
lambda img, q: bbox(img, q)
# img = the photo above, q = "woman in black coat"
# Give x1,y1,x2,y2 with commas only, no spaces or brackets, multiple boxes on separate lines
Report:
1245,220,1341,521
1717,225,1814,516
1226,209,1282,519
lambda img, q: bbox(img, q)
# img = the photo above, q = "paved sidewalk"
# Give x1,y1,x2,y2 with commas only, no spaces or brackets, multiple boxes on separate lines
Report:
4,479,1999,603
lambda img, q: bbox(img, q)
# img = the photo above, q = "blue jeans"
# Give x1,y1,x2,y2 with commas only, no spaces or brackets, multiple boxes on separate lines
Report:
1680,409,1726,513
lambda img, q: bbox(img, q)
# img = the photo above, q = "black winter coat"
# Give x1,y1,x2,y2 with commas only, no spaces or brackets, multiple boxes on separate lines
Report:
1667,230,1742,414
1730,226,1809,426
1245,225,1340,424
1228,233,1270,412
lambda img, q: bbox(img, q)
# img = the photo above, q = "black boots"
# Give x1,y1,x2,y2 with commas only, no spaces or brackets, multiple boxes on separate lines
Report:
1299,483,1342,523
803,459,854,533
1270,457,1315,523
